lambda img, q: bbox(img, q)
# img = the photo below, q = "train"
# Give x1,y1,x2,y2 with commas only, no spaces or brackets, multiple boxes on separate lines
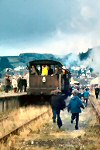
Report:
27,59,71,95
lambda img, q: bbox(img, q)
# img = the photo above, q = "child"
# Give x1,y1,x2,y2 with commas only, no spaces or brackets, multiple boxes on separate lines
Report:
67,89,84,130
83,88,90,107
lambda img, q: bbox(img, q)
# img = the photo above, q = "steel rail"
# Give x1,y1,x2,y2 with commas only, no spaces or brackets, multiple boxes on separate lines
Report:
0,116,8,122
0,108,51,143
89,96,100,123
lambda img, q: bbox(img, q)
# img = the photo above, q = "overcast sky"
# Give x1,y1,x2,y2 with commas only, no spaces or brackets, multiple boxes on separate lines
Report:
0,0,100,56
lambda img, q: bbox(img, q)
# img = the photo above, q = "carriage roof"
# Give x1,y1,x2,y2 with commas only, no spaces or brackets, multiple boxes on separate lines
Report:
29,59,63,67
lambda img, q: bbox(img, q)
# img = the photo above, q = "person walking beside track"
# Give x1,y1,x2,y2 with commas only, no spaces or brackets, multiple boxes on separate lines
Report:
61,66,70,98
77,88,83,100
50,89,66,129
67,89,85,130
83,88,90,107
95,86,99,99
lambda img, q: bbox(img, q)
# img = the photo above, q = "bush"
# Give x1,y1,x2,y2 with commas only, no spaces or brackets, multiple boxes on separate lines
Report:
0,85,6,92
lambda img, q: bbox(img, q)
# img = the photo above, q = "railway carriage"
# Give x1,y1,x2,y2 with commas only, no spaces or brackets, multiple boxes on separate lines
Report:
27,59,71,95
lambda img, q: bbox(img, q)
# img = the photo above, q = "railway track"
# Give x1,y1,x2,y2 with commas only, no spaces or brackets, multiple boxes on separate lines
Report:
0,116,8,122
0,108,51,143
89,96,100,123
0,110,13,122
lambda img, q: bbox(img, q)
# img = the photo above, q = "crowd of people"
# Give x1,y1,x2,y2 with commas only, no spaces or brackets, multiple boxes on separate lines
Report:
2,65,100,131
30,64,60,76
30,64,71,96
3,64,70,94
4,74,27,93
50,86,93,130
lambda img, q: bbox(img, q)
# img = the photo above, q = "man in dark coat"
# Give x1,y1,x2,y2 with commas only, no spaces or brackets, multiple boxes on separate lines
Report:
17,75,23,92
4,74,11,93
50,90,66,128
22,77,27,92
95,86,99,99
48,65,53,75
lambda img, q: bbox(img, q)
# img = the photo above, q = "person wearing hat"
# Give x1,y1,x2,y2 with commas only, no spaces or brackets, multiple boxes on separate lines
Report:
50,89,66,128
61,66,70,98
67,89,84,130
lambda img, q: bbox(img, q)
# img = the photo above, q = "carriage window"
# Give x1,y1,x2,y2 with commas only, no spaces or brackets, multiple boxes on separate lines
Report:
30,65,38,75
36,65,41,75
29,63,62,76
54,66,61,74
48,65,53,75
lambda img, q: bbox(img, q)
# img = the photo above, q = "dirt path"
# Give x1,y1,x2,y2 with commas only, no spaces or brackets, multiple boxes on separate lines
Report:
7,99,99,150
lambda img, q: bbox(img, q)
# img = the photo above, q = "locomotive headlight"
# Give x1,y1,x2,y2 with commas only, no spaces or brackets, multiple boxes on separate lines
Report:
42,76,46,83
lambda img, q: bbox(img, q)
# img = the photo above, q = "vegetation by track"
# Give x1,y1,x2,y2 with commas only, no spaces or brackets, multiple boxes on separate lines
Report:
0,96,100,150
89,95,100,123
0,94,100,150
0,105,51,143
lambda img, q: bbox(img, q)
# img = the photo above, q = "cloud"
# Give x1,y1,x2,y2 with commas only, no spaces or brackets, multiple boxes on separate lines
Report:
81,6,94,19
0,0,100,56
34,31,92,55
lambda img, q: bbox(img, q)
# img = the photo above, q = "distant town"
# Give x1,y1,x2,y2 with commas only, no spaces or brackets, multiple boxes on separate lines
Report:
0,48,99,93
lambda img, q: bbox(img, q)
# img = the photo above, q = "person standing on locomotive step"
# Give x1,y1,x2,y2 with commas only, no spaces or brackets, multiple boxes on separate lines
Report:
53,66,60,79
62,66,70,98
67,89,84,130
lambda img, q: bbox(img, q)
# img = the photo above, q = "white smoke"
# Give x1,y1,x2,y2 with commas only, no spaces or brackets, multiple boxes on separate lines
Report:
89,47,100,73
79,47,100,74
65,53,81,68
64,47,100,75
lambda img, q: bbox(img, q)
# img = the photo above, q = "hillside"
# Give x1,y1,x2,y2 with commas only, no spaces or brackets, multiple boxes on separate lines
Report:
0,49,92,71
79,48,92,61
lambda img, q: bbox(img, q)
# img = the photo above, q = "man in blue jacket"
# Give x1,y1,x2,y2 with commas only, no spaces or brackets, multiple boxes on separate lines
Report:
68,89,84,130
83,88,90,107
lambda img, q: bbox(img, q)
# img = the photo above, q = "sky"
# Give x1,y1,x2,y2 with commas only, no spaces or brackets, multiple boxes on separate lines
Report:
0,0,100,56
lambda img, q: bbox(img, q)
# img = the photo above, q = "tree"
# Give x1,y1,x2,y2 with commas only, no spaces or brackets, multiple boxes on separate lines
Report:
0,57,13,71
